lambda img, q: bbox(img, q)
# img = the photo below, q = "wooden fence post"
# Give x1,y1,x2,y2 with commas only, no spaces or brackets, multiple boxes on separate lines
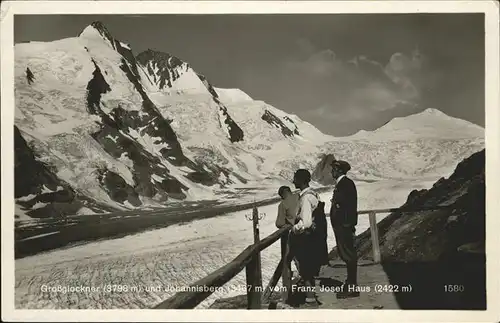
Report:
246,254,262,309
246,205,262,309
280,232,291,303
369,211,381,263
252,206,262,289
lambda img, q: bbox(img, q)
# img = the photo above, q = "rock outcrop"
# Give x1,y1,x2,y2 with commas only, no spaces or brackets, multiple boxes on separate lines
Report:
312,153,336,185
347,149,485,261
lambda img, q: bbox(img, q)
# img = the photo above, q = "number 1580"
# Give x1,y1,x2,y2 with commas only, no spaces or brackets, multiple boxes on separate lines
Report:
444,285,464,292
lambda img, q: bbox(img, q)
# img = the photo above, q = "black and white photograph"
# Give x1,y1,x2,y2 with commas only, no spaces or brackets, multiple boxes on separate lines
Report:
2,1,499,322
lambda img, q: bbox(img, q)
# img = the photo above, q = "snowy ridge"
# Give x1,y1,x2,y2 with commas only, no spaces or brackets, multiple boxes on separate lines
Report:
137,49,245,143
319,137,484,182
79,22,116,49
214,88,253,104
136,49,207,94
348,108,484,141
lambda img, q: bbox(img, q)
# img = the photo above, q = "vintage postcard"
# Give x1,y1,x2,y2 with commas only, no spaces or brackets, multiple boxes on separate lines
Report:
1,1,499,322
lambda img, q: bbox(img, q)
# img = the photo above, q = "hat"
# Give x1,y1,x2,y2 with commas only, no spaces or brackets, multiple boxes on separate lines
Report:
331,160,351,173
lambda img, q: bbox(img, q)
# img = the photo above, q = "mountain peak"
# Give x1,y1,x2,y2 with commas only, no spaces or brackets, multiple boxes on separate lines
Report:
79,21,115,46
382,108,452,126
89,21,111,34
349,108,483,141
419,108,447,117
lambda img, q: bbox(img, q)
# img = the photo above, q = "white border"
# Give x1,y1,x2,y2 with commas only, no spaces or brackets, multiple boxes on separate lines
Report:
1,1,499,322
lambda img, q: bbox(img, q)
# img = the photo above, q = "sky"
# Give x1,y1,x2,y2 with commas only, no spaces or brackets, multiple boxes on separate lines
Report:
14,14,484,136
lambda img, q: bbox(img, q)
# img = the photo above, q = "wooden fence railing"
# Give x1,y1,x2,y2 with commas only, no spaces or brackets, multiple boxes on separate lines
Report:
153,204,451,309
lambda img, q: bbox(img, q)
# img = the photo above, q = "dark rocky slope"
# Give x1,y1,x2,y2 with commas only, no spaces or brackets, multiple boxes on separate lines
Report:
346,149,485,262
14,126,113,218
136,49,187,89
261,110,296,138
83,22,216,204
136,50,245,144
330,149,486,309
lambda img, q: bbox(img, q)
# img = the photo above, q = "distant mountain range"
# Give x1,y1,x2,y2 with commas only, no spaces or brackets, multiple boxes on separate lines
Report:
14,21,484,220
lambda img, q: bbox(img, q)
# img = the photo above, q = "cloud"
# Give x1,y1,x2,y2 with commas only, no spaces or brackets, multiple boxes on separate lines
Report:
308,104,366,121
239,38,436,135
296,38,316,56
283,39,431,120
385,50,424,98
285,47,346,78
308,105,335,119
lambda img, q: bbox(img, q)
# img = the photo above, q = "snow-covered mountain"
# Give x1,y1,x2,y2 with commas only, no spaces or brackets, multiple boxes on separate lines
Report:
14,22,331,219
15,22,228,218
317,137,484,182
348,108,484,141
313,109,484,182
14,21,484,220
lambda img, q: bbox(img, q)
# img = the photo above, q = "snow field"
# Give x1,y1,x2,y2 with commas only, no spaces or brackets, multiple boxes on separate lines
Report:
15,180,433,309
214,88,253,103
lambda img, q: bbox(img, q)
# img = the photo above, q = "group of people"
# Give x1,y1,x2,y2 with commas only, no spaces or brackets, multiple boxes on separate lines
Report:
275,159,359,303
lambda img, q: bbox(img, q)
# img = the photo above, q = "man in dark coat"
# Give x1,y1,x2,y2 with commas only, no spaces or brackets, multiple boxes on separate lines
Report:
330,160,360,298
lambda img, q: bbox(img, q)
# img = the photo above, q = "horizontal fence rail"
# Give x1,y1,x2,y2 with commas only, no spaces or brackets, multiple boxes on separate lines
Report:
357,205,452,215
154,203,453,309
